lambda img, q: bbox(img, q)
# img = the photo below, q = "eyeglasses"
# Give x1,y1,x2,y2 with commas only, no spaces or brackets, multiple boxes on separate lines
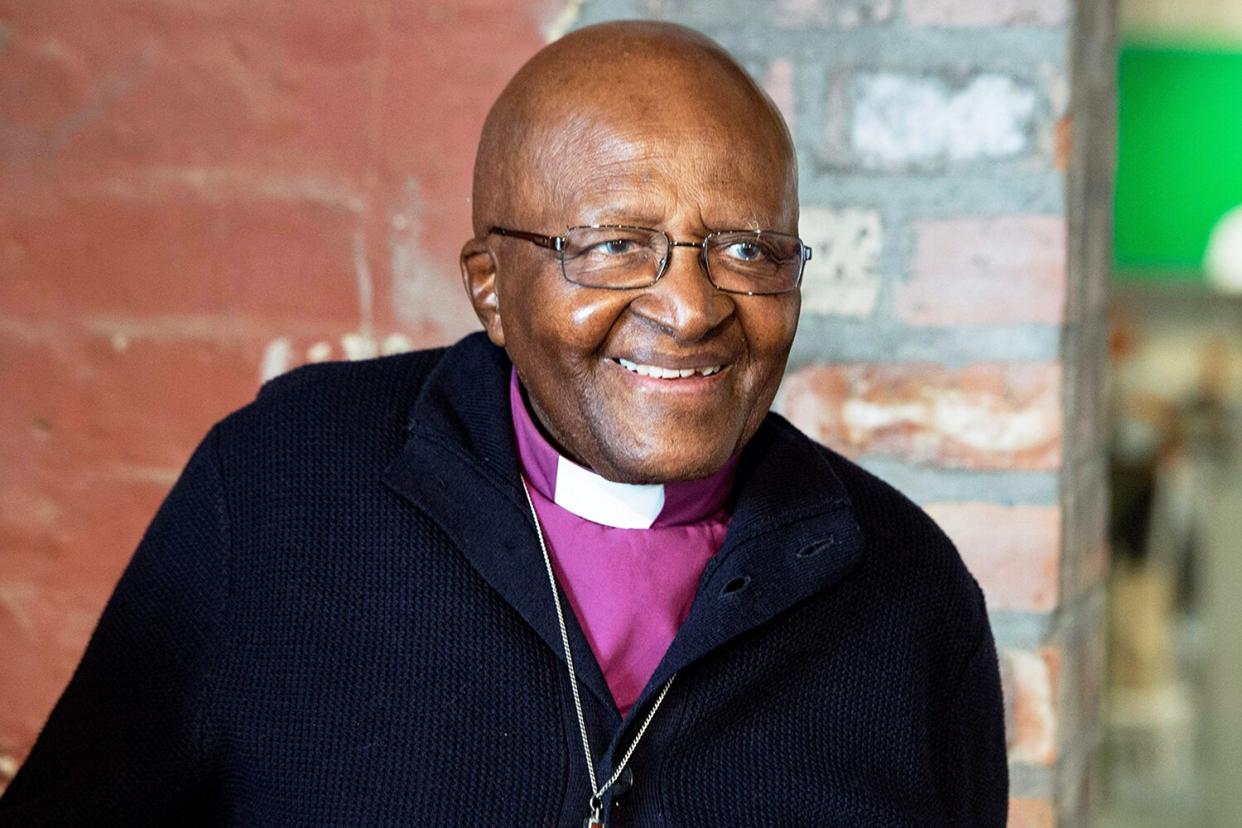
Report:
488,224,811,295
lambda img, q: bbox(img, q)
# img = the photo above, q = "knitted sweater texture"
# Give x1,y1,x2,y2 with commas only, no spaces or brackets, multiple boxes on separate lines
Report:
0,332,1008,826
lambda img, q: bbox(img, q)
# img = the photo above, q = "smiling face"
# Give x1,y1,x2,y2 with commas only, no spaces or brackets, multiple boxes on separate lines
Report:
462,23,801,483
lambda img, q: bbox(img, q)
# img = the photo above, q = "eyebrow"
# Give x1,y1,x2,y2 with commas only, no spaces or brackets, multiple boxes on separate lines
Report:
571,206,668,229
562,193,782,233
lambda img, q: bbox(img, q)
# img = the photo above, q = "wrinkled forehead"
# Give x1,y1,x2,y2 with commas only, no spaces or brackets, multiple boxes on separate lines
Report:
530,106,798,230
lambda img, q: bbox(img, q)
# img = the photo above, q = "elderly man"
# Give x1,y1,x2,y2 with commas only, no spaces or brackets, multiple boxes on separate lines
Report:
1,21,1007,827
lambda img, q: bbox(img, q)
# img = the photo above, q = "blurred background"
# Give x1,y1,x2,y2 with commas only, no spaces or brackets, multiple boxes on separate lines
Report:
0,0,1237,825
1099,1,1242,826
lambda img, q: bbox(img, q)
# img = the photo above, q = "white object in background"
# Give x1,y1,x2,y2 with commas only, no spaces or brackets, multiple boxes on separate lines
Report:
1204,205,1242,293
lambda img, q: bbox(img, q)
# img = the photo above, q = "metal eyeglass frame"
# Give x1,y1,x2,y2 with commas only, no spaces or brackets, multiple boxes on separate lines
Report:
487,224,811,296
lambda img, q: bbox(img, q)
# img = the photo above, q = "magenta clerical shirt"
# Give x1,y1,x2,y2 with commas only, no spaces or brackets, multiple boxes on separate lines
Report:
509,370,736,716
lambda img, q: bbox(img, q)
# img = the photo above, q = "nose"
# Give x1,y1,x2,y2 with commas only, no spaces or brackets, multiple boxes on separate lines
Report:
629,243,734,342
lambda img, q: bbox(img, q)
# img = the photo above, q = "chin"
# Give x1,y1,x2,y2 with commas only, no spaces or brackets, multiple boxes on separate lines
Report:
586,415,759,483
603,445,734,485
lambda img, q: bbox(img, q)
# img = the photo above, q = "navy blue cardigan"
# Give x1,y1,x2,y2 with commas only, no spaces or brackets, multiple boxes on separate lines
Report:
1,333,1008,826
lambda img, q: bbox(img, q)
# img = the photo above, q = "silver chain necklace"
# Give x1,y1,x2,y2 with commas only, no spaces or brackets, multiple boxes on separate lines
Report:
520,478,676,828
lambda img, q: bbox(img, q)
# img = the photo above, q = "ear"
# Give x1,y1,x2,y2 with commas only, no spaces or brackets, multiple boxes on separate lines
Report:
460,237,505,347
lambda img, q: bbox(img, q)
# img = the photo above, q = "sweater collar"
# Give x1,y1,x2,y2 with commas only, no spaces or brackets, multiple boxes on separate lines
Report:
384,332,864,720
508,368,735,529
395,333,855,532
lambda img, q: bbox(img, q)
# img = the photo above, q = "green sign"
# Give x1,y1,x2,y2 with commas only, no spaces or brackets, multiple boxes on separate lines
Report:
1115,43,1242,279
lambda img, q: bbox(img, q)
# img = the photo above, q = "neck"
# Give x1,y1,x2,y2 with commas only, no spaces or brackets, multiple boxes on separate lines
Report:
509,369,736,529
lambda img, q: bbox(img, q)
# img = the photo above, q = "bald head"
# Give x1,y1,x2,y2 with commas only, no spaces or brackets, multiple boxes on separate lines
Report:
470,21,796,236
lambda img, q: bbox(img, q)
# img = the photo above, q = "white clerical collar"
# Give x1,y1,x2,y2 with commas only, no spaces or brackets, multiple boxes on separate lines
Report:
508,367,735,530
553,457,665,529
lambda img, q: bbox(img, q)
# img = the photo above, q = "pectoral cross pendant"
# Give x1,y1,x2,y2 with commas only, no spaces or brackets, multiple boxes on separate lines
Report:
583,798,604,828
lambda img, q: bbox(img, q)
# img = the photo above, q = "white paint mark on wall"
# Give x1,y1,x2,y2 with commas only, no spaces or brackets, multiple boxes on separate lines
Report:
544,0,587,41
381,332,414,355
1002,648,1057,765
307,341,333,362
389,177,477,339
84,314,249,341
351,229,375,339
0,583,37,640
1041,62,1069,119
762,58,796,133
934,391,1057,453
340,332,379,361
108,464,180,485
0,317,60,343
261,330,414,377
778,0,895,26
839,390,1058,454
260,336,293,382
852,73,1037,168
76,167,366,213
799,207,883,317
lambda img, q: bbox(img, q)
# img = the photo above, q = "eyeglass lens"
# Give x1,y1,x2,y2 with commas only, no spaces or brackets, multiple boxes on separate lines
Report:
559,226,804,294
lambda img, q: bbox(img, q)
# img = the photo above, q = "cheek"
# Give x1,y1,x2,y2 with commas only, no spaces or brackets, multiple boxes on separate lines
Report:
567,296,625,336
739,296,800,373
527,287,634,358
734,298,798,440
496,256,615,353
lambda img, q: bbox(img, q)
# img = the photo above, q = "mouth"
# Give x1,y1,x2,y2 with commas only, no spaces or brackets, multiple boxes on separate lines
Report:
614,357,726,379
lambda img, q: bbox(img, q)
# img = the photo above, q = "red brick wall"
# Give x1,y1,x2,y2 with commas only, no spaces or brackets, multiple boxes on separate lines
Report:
0,0,560,774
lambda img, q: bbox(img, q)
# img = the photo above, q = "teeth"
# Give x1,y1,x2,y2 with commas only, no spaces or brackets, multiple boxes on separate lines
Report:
617,358,724,379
